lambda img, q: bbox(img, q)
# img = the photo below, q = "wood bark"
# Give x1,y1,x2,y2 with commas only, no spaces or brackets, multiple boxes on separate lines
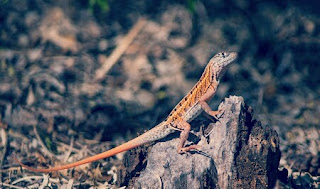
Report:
118,96,281,189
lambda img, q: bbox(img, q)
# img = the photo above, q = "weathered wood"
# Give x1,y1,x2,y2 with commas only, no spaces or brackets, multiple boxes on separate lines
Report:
119,96,280,188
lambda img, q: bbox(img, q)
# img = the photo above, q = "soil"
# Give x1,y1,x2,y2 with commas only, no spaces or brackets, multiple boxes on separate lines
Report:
0,0,319,188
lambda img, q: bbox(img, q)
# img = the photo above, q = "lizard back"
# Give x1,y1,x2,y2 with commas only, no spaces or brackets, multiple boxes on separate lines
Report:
165,60,215,127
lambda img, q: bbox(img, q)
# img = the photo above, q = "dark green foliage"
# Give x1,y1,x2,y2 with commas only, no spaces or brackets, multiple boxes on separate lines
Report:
89,0,109,13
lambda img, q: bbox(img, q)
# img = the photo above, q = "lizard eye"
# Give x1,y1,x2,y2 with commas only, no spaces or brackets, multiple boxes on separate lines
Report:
221,52,225,58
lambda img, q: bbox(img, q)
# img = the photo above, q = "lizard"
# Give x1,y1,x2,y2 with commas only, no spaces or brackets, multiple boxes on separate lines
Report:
13,51,237,173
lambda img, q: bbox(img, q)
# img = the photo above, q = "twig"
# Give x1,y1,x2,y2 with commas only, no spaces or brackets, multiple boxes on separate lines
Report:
12,175,62,185
39,174,49,189
0,122,8,182
0,183,25,189
94,17,147,82
157,174,163,189
33,125,56,160
63,136,74,163
0,167,21,172
74,141,96,156
6,130,29,141
27,183,41,188
67,178,74,189
55,141,81,153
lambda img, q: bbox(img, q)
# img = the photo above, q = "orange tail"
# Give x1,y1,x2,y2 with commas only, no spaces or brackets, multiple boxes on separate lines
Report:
13,135,146,173
13,122,172,173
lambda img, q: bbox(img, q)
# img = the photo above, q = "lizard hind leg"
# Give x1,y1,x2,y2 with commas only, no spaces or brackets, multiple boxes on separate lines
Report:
176,120,201,154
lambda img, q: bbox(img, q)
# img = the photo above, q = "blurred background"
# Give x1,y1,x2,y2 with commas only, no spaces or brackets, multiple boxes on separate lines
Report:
0,0,319,188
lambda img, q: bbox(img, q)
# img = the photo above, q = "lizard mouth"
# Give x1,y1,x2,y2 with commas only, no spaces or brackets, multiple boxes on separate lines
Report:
226,52,238,61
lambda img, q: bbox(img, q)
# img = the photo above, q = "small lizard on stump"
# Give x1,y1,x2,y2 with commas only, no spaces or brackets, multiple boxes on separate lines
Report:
14,52,238,172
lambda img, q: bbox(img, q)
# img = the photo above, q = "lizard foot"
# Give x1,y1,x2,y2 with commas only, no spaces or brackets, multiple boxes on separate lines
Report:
204,108,224,122
178,145,201,154
208,108,224,120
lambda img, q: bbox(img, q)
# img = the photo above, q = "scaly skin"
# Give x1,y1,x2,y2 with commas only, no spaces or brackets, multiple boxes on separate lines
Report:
14,52,237,172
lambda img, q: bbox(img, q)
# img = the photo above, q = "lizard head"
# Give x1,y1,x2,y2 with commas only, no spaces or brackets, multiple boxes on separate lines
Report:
211,51,237,80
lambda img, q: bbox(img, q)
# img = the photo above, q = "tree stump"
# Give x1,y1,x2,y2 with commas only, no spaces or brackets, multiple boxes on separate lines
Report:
118,96,281,188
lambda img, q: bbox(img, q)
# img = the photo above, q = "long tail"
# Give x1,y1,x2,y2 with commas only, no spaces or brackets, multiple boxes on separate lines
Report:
13,122,173,173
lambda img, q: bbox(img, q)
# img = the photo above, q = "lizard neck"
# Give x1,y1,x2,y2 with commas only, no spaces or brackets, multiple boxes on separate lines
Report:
165,62,215,125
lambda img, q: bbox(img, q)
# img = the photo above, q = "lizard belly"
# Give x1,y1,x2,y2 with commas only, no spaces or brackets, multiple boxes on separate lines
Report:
183,103,202,123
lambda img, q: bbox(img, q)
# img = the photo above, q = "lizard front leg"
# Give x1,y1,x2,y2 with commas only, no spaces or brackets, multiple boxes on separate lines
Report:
176,121,201,154
199,84,223,120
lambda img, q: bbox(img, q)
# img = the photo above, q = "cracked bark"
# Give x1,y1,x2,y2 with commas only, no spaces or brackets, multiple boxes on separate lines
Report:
118,96,281,189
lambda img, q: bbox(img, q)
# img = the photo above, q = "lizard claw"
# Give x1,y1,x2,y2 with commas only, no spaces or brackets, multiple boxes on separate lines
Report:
212,114,219,120
217,108,225,119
